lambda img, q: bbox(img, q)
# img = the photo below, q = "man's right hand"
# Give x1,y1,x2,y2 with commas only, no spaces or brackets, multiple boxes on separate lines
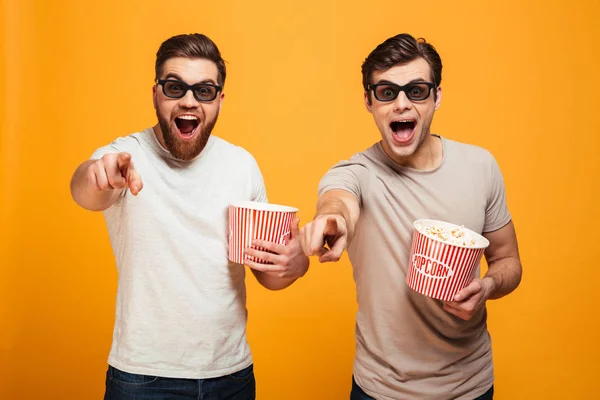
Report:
88,152,143,195
300,214,348,263
71,152,144,211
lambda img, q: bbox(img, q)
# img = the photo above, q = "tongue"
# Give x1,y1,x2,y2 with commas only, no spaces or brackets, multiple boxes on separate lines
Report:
178,119,196,134
394,123,413,140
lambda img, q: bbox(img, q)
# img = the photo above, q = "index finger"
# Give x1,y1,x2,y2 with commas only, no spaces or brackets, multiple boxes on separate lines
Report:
251,240,285,255
244,257,283,272
324,216,339,235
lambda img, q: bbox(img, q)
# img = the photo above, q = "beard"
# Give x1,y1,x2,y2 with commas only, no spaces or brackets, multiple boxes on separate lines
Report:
157,110,219,161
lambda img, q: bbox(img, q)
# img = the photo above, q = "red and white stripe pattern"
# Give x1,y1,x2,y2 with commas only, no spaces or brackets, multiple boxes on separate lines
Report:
406,229,486,301
228,205,296,264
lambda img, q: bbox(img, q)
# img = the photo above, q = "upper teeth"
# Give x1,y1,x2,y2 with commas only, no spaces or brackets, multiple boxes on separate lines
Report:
178,115,198,120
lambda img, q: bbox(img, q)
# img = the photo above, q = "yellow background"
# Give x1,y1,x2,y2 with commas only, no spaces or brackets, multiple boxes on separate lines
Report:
2,0,599,398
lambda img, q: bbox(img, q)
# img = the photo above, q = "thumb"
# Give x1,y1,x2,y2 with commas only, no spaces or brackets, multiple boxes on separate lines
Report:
117,152,132,169
290,217,300,239
454,279,482,301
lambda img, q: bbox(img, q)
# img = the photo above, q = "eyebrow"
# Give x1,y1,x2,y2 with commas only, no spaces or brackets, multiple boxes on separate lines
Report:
163,73,218,85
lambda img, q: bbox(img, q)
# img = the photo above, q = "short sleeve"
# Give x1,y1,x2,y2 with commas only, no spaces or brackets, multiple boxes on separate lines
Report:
90,143,121,160
317,161,365,205
249,155,268,204
483,153,512,232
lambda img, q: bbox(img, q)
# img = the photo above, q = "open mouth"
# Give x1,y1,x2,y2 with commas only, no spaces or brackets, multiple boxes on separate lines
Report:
175,115,200,138
390,119,416,143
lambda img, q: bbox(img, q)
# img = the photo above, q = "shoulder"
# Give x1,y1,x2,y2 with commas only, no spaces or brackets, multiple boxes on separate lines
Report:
209,136,261,168
444,137,497,167
91,130,148,159
329,143,382,172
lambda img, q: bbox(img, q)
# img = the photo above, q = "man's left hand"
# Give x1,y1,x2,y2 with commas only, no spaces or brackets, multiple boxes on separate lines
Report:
443,277,495,321
244,218,309,280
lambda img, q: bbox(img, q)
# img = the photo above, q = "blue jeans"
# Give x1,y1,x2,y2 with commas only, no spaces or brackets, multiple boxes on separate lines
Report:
104,364,255,400
350,376,494,400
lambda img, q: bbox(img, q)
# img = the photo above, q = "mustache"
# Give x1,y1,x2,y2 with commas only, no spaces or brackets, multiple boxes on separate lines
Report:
171,108,205,118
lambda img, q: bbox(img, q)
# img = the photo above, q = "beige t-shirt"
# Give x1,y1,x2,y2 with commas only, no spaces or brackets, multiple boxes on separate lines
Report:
319,136,511,400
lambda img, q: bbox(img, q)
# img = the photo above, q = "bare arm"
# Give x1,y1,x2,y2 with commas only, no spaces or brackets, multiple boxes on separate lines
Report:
481,220,522,299
300,189,361,262
250,270,299,291
315,189,361,238
70,152,143,211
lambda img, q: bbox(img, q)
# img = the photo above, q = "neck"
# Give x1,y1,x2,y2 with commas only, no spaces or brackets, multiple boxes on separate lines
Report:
152,124,167,149
393,134,443,170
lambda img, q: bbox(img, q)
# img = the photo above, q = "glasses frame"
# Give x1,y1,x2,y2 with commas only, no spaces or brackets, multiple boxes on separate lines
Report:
368,81,437,102
156,79,222,102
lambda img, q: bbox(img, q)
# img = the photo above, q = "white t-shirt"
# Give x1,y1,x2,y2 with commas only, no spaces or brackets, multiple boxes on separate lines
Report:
91,127,267,379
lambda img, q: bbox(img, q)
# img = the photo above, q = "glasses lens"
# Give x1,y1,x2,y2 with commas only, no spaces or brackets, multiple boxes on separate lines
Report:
193,84,218,101
163,81,186,98
374,85,399,102
405,83,431,101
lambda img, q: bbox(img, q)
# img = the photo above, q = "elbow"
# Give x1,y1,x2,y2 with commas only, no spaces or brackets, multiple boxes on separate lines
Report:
515,260,523,289
260,278,296,291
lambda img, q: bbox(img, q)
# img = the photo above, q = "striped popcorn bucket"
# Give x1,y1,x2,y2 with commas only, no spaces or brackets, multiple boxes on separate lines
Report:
228,201,298,264
406,219,490,301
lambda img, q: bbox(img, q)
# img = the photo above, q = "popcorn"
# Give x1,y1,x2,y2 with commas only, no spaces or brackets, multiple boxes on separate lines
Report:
415,223,477,247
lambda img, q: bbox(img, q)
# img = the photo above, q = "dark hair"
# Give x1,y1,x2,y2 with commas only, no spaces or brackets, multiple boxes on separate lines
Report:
361,33,442,93
155,33,226,86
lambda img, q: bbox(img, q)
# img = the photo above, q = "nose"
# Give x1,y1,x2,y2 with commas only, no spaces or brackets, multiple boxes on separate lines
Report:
179,89,200,108
393,90,413,113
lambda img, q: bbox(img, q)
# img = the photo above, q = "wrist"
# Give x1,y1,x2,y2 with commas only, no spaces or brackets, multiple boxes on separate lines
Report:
315,211,341,221
482,276,497,298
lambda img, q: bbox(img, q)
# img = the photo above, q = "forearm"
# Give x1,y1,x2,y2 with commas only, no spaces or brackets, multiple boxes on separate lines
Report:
315,190,359,239
70,160,122,211
483,256,522,299
316,196,350,219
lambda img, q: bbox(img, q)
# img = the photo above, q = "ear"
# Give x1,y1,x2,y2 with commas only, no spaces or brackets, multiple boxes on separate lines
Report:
434,86,442,110
218,92,225,112
364,91,373,114
152,84,158,110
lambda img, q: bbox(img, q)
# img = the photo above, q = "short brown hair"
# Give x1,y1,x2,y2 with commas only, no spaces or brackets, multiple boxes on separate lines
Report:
155,33,226,86
361,33,442,93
